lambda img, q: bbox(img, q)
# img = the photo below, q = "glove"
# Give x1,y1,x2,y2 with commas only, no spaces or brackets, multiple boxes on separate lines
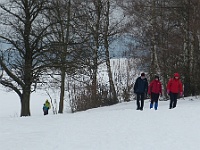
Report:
167,90,170,94
180,92,183,97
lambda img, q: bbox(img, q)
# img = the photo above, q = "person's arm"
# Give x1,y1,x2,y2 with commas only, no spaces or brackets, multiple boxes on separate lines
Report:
159,82,162,96
145,79,148,93
167,79,172,93
134,78,138,93
148,81,152,94
179,80,183,96
48,103,51,109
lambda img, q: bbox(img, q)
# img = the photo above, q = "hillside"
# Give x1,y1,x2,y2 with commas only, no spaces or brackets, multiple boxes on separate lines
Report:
1,94,200,150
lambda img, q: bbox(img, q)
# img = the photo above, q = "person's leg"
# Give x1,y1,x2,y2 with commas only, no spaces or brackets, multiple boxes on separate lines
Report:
136,93,141,110
150,92,155,109
154,93,159,110
43,108,46,115
154,102,158,110
172,93,178,108
169,92,173,109
44,109,47,115
140,93,145,110
150,101,153,109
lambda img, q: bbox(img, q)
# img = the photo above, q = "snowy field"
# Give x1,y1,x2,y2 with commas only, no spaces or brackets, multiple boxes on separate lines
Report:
1,88,200,150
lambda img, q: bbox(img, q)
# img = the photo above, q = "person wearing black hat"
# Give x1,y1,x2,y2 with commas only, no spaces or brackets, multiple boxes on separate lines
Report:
134,73,148,110
148,75,162,110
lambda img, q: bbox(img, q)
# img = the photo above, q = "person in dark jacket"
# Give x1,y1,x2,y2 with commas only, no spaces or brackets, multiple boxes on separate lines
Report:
134,73,148,110
167,73,183,109
148,75,162,110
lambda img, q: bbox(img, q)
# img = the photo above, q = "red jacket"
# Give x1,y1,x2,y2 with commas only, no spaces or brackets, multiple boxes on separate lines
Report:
167,78,183,93
148,79,162,94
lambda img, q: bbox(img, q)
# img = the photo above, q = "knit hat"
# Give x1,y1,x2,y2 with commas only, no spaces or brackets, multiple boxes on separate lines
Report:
141,73,145,76
174,73,180,78
155,75,159,80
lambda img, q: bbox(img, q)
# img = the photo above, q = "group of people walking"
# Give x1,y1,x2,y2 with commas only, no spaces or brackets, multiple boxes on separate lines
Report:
134,72,183,111
42,72,183,115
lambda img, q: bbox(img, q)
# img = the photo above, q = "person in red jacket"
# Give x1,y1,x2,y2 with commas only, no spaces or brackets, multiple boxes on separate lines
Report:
148,75,162,110
167,73,183,109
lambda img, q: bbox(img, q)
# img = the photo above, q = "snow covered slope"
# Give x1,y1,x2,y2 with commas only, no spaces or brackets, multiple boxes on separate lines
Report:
1,94,200,150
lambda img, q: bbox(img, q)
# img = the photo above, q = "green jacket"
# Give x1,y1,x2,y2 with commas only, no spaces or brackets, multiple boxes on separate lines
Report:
44,101,51,109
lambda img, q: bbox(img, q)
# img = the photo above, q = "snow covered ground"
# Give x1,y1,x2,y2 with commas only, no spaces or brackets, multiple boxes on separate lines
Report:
1,88,200,150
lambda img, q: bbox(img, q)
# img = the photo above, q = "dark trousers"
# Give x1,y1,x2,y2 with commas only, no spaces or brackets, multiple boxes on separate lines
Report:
169,92,178,109
150,92,159,110
43,108,49,115
136,93,145,110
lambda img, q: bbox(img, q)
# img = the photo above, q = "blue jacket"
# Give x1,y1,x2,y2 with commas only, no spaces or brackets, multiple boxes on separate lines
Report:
43,105,48,111
134,77,148,94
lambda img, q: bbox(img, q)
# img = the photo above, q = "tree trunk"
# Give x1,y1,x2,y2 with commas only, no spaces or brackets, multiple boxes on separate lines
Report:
90,0,102,107
183,0,191,96
57,0,71,113
91,48,98,107
58,67,66,113
149,0,160,79
20,87,31,116
104,0,118,104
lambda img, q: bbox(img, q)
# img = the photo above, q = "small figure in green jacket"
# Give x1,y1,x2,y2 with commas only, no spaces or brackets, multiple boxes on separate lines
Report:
43,99,51,115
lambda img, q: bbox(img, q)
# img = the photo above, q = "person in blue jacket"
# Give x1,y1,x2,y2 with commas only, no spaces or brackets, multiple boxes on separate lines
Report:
134,73,148,110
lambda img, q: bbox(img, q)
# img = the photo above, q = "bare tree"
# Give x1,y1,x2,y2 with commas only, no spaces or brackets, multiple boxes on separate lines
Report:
0,0,50,116
74,0,105,107
117,0,200,97
102,0,118,104
45,0,72,114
